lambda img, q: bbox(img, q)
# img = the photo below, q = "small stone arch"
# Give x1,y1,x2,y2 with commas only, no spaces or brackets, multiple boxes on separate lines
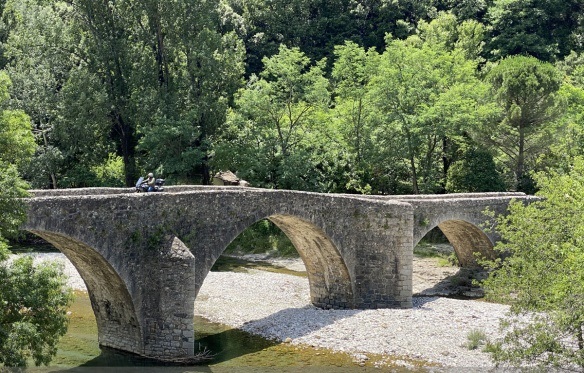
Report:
26,230,143,354
438,220,496,267
416,220,496,268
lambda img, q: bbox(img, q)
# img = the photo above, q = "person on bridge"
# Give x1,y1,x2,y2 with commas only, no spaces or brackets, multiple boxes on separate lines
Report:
146,173,156,192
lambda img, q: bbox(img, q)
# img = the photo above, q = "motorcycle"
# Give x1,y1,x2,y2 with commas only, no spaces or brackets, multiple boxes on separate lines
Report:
135,176,165,192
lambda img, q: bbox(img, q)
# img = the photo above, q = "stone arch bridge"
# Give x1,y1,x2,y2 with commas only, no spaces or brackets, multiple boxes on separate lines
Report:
22,187,535,359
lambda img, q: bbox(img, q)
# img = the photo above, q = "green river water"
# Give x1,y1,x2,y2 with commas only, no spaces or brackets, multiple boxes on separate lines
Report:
30,291,427,373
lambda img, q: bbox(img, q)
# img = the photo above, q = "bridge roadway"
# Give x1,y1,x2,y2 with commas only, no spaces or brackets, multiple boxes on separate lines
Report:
22,186,535,360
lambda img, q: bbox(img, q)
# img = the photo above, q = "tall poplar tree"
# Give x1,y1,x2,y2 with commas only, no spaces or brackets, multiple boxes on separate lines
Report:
4,0,244,186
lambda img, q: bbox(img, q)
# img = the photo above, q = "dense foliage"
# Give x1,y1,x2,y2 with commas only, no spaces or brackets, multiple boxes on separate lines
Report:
483,158,584,369
0,254,73,367
0,0,582,192
0,70,72,368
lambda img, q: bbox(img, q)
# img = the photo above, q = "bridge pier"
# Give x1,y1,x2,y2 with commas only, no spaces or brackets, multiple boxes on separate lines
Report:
139,236,196,358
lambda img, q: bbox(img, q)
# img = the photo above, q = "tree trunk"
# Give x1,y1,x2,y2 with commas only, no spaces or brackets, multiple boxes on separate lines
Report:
41,130,58,189
404,128,419,194
516,124,525,191
113,112,137,187
440,136,450,194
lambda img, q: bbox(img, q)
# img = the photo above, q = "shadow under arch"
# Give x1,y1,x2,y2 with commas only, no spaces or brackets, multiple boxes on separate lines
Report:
418,220,496,268
26,229,143,355
215,214,355,309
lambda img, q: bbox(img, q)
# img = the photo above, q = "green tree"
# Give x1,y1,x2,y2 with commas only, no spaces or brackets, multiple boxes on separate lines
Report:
66,0,139,186
445,148,505,192
483,157,584,369
0,72,35,170
0,70,31,250
0,247,73,367
486,0,584,62
2,0,79,188
4,0,244,187
0,65,71,368
540,52,584,173
478,55,563,192
229,0,438,76
134,0,245,184
329,41,380,193
434,0,491,22
213,45,330,190
369,14,491,193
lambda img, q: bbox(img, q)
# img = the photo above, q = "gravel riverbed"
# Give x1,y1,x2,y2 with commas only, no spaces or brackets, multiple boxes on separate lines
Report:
18,252,510,369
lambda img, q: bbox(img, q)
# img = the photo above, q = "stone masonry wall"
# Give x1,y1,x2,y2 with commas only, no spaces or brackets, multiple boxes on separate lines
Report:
23,189,414,358
22,189,535,359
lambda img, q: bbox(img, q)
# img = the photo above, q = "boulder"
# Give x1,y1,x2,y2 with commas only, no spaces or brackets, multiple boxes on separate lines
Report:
212,170,250,187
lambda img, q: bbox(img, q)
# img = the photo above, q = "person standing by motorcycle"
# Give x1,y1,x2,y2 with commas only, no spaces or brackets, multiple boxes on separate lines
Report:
146,173,156,192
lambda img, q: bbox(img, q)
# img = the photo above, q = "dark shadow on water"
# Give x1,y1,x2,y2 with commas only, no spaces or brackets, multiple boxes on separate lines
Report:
46,306,362,371
192,306,362,362
193,315,278,364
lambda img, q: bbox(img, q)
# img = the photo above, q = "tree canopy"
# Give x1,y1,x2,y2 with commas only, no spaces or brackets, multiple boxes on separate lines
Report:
0,66,72,368
476,55,563,192
0,1,580,192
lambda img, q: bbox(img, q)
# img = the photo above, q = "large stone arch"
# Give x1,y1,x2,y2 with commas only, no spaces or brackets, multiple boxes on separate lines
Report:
199,213,354,309
25,230,142,354
268,214,354,309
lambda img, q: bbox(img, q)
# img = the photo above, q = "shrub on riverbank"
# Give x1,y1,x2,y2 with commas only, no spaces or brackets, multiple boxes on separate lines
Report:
0,256,73,367
482,157,584,369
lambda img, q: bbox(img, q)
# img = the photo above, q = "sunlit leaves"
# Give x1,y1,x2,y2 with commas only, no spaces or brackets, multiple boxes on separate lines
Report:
214,45,330,190
0,256,73,367
476,55,563,191
368,16,489,193
483,158,584,368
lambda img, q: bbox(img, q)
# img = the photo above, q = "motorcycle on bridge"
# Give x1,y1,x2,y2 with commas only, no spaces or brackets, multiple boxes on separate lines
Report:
135,176,165,192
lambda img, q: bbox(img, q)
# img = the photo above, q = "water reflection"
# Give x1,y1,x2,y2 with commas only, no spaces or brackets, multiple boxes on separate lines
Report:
193,316,278,364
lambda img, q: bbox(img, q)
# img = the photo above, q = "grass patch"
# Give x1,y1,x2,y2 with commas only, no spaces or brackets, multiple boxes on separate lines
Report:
414,244,446,259
436,257,453,267
463,329,488,350
414,241,460,268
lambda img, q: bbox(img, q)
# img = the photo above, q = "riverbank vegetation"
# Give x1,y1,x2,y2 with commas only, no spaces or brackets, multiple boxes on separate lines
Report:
482,157,584,369
0,0,582,194
0,70,73,367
